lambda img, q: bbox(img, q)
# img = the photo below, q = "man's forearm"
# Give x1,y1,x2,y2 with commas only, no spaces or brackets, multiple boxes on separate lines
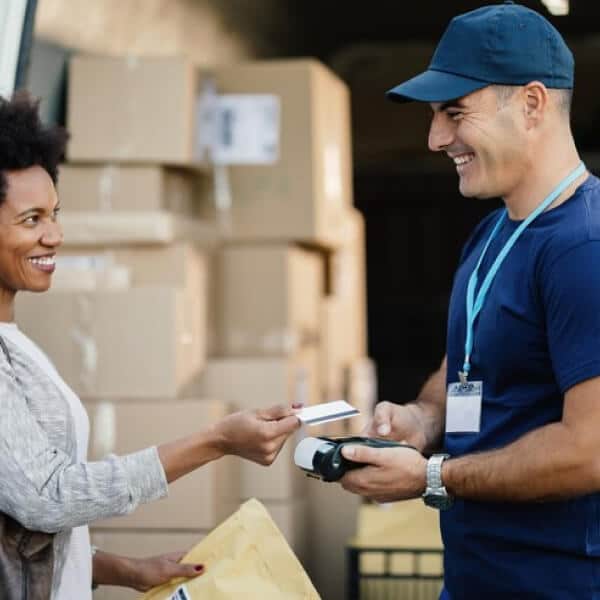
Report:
443,420,600,501
410,356,447,455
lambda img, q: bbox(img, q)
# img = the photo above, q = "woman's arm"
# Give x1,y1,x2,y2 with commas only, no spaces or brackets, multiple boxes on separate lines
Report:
92,549,204,592
0,358,300,532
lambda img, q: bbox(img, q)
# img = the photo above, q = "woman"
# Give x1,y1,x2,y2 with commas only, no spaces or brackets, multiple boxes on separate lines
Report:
0,93,301,598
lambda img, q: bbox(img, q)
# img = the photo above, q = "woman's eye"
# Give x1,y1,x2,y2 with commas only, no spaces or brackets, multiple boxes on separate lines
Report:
52,208,60,221
23,215,39,225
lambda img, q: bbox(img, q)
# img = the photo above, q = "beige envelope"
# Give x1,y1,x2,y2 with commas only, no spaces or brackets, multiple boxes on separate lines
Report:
141,499,320,600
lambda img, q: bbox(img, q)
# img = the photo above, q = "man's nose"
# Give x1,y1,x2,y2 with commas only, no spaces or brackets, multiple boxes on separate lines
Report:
428,112,454,152
40,220,63,247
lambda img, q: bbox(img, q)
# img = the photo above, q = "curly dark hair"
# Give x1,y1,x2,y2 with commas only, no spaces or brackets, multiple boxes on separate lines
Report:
0,91,69,204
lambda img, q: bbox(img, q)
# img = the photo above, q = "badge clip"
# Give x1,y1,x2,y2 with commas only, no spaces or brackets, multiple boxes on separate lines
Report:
458,371,469,386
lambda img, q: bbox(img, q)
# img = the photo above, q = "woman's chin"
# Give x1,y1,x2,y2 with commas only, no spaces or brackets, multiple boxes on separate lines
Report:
22,280,52,293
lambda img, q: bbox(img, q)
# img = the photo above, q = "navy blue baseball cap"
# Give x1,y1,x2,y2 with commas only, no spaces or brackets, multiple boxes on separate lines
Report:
387,2,574,103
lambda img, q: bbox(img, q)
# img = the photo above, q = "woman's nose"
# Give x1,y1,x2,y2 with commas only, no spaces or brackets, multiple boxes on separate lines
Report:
40,220,63,247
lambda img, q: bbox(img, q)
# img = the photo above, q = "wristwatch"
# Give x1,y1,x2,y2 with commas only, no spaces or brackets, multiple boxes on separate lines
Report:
423,453,454,510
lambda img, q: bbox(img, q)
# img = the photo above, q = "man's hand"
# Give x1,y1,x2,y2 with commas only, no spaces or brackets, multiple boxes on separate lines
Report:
363,401,428,452
213,404,301,465
339,444,427,503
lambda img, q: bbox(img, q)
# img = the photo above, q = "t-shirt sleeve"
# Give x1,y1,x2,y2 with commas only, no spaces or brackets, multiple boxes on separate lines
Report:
541,240,600,392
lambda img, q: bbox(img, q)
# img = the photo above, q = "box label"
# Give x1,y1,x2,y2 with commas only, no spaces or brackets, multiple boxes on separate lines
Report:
213,94,280,165
169,584,191,600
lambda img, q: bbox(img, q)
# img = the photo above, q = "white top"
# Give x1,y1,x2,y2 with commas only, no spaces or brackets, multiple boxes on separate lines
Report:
0,322,92,600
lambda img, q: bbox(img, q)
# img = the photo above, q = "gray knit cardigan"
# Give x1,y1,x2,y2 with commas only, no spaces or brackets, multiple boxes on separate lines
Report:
0,336,168,597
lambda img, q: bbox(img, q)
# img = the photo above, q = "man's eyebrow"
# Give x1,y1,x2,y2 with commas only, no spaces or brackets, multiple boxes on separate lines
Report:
438,99,465,112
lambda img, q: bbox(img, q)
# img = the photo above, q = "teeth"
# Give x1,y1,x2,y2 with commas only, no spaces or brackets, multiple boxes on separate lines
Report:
29,256,55,266
453,154,474,166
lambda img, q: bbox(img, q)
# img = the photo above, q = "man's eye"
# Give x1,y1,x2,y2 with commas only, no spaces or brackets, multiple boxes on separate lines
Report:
448,111,463,120
23,215,39,225
52,207,60,221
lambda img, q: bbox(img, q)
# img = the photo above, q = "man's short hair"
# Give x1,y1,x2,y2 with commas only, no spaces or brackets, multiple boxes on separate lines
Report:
493,85,572,116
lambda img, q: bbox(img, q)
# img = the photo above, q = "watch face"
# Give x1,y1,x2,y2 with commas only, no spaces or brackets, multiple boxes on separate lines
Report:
424,491,453,510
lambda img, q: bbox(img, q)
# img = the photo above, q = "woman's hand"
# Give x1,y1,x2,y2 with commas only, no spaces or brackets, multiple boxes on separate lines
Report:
92,549,204,592
127,551,204,592
213,404,301,465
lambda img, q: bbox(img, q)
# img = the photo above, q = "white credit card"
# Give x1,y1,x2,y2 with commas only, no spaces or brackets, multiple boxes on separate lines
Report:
297,400,360,426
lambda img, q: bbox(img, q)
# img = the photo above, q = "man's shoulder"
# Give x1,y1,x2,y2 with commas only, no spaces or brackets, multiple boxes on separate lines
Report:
534,175,600,280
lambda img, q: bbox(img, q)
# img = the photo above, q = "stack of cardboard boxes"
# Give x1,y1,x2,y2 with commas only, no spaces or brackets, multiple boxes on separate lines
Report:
15,54,373,597
17,56,237,600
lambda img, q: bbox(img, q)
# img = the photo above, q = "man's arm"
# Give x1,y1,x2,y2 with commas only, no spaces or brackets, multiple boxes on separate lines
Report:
341,376,600,503
443,375,600,501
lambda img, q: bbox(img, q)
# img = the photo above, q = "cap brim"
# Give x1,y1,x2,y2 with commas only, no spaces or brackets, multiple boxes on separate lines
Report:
386,69,490,103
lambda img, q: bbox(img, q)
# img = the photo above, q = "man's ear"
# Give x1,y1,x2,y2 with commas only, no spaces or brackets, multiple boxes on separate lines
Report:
523,81,549,128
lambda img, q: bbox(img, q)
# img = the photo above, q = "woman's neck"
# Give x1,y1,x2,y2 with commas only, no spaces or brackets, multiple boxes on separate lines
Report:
0,289,16,322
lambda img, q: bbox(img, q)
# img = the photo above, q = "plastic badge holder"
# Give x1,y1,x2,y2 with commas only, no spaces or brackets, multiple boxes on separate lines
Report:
294,436,415,482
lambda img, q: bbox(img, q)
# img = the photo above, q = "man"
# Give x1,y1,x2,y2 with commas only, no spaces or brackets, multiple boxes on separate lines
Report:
339,3,600,598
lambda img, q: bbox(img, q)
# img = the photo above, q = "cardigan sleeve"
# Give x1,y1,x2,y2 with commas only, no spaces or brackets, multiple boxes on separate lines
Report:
0,358,168,533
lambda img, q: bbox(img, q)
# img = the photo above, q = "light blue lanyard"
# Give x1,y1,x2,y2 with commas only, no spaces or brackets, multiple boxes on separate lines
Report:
460,162,586,384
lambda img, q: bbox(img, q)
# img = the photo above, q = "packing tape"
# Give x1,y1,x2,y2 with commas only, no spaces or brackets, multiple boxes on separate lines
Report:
93,402,116,457
294,366,310,407
71,328,98,391
213,163,233,236
98,165,118,211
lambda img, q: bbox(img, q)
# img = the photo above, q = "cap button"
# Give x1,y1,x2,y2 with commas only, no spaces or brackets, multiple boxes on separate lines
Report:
504,0,515,3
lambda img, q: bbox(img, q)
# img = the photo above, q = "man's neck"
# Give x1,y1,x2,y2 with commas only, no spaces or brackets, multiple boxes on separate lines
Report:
503,140,584,220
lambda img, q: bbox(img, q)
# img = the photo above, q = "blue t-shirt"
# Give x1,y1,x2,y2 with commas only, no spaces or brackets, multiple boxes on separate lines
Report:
441,174,600,599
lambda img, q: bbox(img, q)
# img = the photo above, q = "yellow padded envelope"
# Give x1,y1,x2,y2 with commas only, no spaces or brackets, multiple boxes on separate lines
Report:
141,499,321,600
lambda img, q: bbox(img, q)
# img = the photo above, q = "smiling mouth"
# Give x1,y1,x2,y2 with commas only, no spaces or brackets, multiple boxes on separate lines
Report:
453,153,475,172
28,255,56,273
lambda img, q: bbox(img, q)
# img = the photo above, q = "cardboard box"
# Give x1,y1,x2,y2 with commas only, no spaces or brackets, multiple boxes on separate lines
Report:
199,351,320,411
68,55,203,165
87,399,239,530
198,351,320,499
329,209,368,358
319,296,349,401
320,209,368,400
57,211,217,247
263,499,309,562
15,286,204,399
59,164,199,214
346,357,377,434
207,59,352,246
238,437,307,501
217,244,323,356
90,530,206,600
91,529,206,558
67,243,218,356
306,481,361,600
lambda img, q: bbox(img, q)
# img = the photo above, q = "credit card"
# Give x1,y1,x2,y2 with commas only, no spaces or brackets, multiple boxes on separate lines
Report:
297,400,360,426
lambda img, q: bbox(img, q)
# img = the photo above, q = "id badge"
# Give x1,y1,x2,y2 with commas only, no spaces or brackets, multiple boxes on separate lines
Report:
446,381,482,433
